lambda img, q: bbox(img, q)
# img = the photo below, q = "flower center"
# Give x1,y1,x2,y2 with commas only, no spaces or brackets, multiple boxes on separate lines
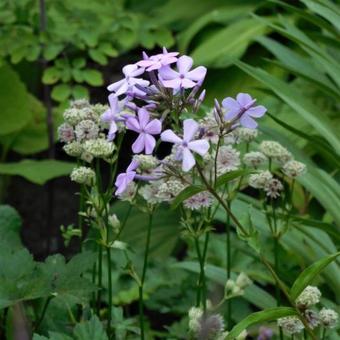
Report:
179,74,185,79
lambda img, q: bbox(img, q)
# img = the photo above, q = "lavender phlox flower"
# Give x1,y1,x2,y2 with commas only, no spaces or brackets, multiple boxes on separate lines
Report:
107,64,149,97
115,160,139,195
222,93,266,129
136,48,179,71
125,108,162,154
101,94,123,140
161,119,209,171
159,55,207,90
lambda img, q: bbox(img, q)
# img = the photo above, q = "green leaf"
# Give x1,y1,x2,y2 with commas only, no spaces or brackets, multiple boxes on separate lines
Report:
191,18,268,67
216,169,248,188
171,185,205,210
235,61,340,155
0,64,32,135
72,85,89,99
0,160,76,185
51,84,72,102
43,44,64,61
226,307,297,339
0,205,22,250
42,67,61,85
98,43,118,57
290,252,340,300
89,50,107,65
83,69,103,86
72,58,86,69
73,315,108,340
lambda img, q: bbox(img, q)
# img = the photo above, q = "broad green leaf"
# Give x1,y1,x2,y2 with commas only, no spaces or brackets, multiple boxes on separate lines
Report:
0,205,22,250
191,18,268,67
236,61,340,155
177,4,255,52
73,315,108,340
216,169,249,188
88,50,107,66
43,44,64,61
0,64,32,135
226,307,297,339
72,85,89,100
33,332,72,340
42,67,61,85
290,252,340,300
0,160,76,185
51,84,72,102
83,69,103,86
98,43,118,57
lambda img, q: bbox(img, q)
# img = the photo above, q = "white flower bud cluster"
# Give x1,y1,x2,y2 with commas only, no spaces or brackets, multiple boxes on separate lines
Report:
282,160,306,178
216,146,240,175
70,166,95,186
75,120,99,142
243,151,267,168
155,179,186,202
296,286,321,309
234,127,258,143
264,178,283,199
225,273,252,298
117,182,137,202
319,308,338,328
260,141,292,164
63,141,83,157
277,316,304,335
133,155,159,171
139,182,163,205
248,171,273,189
188,307,203,333
184,191,213,210
83,139,115,158
58,123,75,143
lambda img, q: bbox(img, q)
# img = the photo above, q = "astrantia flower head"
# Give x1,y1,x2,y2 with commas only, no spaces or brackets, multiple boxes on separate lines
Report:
282,160,306,178
234,127,258,143
264,178,283,199
184,191,213,210
156,179,186,202
63,108,87,126
236,272,252,289
222,93,266,129
63,141,83,157
216,145,241,175
260,141,292,164
188,307,203,333
159,55,207,90
296,285,321,308
243,151,267,168
277,316,304,335
319,308,338,328
304,309,320,329
58,123,75,143
248,171,273,189
70,166,95,186
75,119,99,142
83,139,115,158
133,154,159,172
161,119,210,171
196,313,225,340
125,107,162,154
70,98,90,110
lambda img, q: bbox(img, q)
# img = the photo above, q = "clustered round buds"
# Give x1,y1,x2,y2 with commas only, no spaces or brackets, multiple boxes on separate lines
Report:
83,139,115,158
234,127,258,143
248,171,273,189
282,160,306,178
304,309,320,329
133,154,159,172
70,167,95,186
277,316,304,335
75,120,99,142
63,141,83,157
58,123,75,143
243,151,267,168
156,179,186,202
260,141,292,164
296,285,321,309
225,272,252,299
216,146,240,175
264,178,283,199
184,191,213,210
319,308,338,328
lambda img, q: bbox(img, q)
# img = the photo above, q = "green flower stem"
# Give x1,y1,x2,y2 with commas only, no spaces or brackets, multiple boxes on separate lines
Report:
226,207,232,329
194,237,203,307
79,184,85,249
97,245,103,314
35,296,53,331
139,213,153,340
321,327,326,340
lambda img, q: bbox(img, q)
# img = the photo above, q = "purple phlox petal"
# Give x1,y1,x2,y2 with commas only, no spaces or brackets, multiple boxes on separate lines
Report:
108,121,118,141
181,78,196,89
182,148,195,172
125,116,141,133
240,114,258,129
144,134,156,154
183,119,199,142
161,78,181,89
247,105,267,117
236,93,253,107
122,64,144,77
137,108,150,130
159,65,179,80
160,129,182,144
145,119,162,135
115,160,139,195
177,55,193,74
188,140,209,156
186,66,207,82
132,133,146,153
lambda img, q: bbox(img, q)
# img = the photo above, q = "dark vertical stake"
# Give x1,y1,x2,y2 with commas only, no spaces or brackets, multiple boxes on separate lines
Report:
39,0,55,255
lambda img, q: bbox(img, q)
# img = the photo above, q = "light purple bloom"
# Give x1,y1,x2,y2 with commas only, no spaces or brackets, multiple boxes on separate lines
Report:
222,93,266,129
136,48,179,71
161,119,209,172
159,55,207,90
101,94,122,141
115,160,138,195
125,108,162,154
107,64,149,97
